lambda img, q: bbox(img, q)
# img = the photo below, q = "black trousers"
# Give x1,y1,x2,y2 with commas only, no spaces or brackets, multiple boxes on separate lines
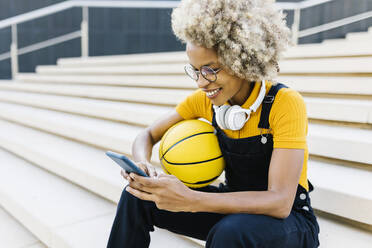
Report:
107,185,320,248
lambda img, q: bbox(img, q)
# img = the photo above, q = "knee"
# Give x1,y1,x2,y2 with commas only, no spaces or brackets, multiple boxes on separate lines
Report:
117,186,144,211
118,186,135,204
206,214,267,248
118,186,156,212
206,215,248,247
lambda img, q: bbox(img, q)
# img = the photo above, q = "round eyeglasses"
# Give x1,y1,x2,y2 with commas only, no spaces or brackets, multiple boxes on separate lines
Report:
184,64,222,83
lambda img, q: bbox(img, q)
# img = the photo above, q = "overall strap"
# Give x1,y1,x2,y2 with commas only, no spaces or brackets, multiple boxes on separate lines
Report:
258,83,288,130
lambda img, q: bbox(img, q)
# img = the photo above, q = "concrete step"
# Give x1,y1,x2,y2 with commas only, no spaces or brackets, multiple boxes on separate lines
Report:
0,206,46,248
56,41,372,67
0,91,371,130
15,73,195,89
278,57,372,74
317,216,372,248
0,82,192,106
0,147,116,248
321,37,351,44
276,76,372,96
0,100,371,165
0,117,127,202
346,31,372,42
0,90,170,126
1,120,372,243
13,74,372,98
308,123,372,165
36,57,372,75
36,63,186,75
57,51,188,67
284,41,372,59
0,147,201,248
308,160,372,226
0,101,142,158
305,97,372,124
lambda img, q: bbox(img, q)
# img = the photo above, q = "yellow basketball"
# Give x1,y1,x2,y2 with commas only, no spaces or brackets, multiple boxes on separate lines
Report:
159,119,225,188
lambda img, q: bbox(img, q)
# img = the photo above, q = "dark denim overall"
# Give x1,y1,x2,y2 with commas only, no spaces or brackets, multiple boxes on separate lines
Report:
107,83,320,248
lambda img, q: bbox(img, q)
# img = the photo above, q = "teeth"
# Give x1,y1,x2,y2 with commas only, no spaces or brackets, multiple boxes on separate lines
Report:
206,88,220,97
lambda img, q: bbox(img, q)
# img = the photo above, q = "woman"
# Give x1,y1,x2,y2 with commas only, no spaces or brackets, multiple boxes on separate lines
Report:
107,0,320,247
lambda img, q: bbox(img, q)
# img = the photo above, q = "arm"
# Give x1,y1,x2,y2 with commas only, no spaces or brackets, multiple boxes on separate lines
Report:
190,148,304,218
128,147,304,219
130,109,184,176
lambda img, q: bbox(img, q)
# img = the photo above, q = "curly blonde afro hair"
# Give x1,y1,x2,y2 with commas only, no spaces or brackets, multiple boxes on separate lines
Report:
171,0,291,81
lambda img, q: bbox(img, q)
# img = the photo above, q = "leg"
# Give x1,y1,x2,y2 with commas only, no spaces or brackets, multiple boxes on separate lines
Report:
107,186,226,248
206,211,319,248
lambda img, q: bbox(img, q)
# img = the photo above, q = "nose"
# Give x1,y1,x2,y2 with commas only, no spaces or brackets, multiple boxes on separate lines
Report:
196,75,210,89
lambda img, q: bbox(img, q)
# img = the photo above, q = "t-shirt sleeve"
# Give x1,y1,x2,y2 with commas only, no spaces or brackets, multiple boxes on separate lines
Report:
270,88,308,149
175,89,207,120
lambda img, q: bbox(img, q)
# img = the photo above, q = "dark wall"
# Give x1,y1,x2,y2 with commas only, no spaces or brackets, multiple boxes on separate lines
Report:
0,0,184,79
0,0,371,79
279,0,372,43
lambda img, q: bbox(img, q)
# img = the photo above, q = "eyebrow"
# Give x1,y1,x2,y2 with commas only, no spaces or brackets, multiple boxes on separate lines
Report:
190,62,216,69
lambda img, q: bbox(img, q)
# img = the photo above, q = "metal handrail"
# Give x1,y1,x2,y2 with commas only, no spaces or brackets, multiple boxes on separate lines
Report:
0,0,370,78
299,10,372,38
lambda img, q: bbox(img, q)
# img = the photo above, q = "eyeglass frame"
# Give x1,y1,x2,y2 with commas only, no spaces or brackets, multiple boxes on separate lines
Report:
184,64,222,83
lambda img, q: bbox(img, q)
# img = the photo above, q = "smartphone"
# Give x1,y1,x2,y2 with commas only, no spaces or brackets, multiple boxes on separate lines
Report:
106,151,149,177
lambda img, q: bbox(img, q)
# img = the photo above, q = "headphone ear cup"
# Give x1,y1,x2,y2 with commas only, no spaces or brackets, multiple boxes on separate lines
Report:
225,105,248,130
215,105,230,130
223,106,236,130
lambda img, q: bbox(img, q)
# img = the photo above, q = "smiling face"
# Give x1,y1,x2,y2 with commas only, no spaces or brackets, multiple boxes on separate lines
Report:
186,42,253,106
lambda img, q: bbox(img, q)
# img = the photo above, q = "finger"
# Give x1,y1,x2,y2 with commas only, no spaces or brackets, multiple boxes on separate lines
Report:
121,169,129,180
126,186,155,202
147,165,157,178
130,173,162,187
129,179,155,194
135,162,150,176
158,173,172,179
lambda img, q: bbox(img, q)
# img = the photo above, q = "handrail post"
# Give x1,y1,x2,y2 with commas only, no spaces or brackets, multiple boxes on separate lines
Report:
81,6,89,57
10,24,19,78
291,8,301,45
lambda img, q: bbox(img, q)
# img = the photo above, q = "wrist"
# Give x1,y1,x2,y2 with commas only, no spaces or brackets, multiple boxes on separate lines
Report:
187,190,205,213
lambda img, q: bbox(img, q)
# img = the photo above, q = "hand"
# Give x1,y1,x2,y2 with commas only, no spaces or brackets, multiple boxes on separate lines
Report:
126,173,196,212
120,161,158,182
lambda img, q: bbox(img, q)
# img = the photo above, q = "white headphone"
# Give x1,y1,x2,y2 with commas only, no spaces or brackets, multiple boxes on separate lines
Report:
213,80,266,131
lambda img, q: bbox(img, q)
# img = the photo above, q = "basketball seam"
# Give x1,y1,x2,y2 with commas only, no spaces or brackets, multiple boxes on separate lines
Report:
180,174,220,185
161,131,215,159
162,154,224,165
159,123,178,159
160,159,171,175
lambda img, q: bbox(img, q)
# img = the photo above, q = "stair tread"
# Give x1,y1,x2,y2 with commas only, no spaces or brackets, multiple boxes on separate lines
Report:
0,90,170,125
0,148,116,247
317,217,372,248
0,147,201,248
1,90,371,126
0,207,46,248
12,75,372,96
0,82,192,105
309,159,372,224
36,57,372,75
0,118,126,202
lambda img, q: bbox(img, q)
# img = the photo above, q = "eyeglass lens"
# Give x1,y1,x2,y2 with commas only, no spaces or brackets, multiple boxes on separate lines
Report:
184,65,218,82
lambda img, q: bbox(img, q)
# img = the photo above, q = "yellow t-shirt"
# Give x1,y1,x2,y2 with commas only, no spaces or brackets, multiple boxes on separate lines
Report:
175,80,309,191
